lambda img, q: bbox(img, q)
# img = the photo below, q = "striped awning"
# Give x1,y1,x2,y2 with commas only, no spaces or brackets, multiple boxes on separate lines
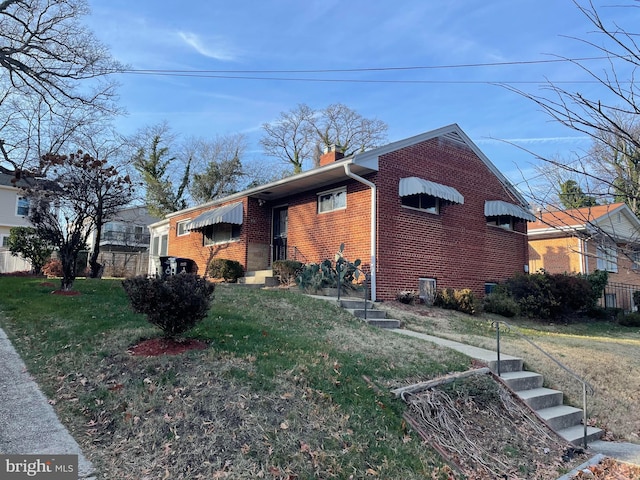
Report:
484,200,536,222
186,202,244,230
399,177,464,204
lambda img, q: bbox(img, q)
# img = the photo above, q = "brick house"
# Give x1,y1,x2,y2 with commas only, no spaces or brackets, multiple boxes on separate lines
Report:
148,124,535,301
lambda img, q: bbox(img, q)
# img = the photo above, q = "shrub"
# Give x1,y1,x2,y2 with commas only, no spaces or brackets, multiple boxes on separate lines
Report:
42,258,63,277
272,260,303,285
396,290,419,305
122,273,215,338
207,259,244,282
617,312,640,327
483,286,519,317
434,288,476,315
295,244,361,294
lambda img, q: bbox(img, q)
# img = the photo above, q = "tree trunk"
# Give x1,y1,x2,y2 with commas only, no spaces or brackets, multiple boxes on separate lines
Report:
59,246,77,291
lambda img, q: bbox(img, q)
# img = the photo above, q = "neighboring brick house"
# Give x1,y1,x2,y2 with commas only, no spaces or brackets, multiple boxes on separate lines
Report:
528,203,640,309
148,124,535,301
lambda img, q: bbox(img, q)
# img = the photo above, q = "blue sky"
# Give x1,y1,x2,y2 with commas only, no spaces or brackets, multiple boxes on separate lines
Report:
84,1,640,198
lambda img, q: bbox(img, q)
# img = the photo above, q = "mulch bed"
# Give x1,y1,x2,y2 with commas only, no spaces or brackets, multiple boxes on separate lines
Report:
128,338,209,356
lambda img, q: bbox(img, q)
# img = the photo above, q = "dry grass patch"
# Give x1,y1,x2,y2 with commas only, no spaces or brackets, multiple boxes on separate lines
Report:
379,301,640,444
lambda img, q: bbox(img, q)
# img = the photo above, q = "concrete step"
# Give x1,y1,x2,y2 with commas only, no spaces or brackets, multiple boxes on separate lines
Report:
240,270,277,286
557,424,604,446
486,357,524,374
537,405,585,431
348,308,388,319
339,299,374,309
516,387,564,410
499,371,544,391
365,318,401,329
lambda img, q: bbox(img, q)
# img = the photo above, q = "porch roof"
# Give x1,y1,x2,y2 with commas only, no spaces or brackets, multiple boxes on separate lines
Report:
186,202,244,230
484,200,536,222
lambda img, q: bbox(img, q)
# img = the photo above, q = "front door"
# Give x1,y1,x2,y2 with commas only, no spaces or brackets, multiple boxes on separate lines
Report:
272,206,288,263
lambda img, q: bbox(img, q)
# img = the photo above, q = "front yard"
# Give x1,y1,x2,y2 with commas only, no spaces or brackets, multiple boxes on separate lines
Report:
0,277,638,478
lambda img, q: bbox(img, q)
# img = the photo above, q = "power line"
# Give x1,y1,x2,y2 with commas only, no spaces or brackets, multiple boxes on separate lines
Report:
121,55,613,75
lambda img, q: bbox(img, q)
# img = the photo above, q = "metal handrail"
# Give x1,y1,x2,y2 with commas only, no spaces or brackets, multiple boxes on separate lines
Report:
492,320,595,448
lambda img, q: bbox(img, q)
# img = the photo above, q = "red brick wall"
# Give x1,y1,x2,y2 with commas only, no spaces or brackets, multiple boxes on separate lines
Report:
375,136,529,300
166,198,272,275
285,180,372,268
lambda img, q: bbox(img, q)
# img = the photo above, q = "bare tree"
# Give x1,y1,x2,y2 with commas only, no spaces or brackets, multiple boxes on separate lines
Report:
311,103,388,160
261,103,388,173
0,0,123,173
188,134,246,203
26,151,134,290
260,104,315,174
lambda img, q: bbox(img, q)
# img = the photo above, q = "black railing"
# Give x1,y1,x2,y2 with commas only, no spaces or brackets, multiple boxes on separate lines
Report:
601,282,639,313
493,321,594,448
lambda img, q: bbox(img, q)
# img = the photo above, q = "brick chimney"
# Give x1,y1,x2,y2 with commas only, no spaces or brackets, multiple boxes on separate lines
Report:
319,144,344,166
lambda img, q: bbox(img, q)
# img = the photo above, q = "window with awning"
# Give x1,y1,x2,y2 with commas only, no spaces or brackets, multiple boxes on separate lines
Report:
399,177,464,204
484,200,535,222
186,202,244,231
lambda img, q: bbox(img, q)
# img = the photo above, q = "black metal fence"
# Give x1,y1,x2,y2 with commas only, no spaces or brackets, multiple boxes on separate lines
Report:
601,282,639,312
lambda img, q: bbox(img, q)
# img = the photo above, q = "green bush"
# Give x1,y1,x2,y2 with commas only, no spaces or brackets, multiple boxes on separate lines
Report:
483,286,519,317
617,312,640,327
272,259,303,285
207,258,244,282
122,273,215,338
434,288,476,315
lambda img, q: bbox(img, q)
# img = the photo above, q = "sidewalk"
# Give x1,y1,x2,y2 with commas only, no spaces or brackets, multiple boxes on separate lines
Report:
389,327,640,466
0,327,95,479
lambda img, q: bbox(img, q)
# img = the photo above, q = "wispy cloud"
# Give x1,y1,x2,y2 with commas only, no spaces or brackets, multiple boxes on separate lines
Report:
177,31,237,61
477,136,590,145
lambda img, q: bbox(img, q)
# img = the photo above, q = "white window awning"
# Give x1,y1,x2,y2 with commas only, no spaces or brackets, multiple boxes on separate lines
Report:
484,200,536,222
186,202,244,230
399,177,464,204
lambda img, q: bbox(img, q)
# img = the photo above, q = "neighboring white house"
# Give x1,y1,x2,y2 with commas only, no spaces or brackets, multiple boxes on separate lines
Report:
0,166,35,272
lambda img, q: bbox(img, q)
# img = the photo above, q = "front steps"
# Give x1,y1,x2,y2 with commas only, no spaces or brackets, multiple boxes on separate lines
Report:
339,298,400,329
497,368,603,445
239,269,279,287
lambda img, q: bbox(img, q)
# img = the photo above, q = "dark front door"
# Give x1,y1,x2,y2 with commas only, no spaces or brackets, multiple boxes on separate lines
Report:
272,206,288,263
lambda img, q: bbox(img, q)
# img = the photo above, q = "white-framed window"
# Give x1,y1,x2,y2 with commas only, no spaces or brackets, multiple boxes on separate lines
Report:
485,283,498,294
0,235,9,249
152,234,168,256
318,187,347,213
597,244,618,273
16,196,29,216
176,219,191,236
203,224,241,246
419,278,437,305
632,249,640,271
487,215,514,230
402,194,439,214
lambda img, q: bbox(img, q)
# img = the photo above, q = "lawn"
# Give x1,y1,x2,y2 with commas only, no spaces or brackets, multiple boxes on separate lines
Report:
2,277,637,479
378,301,640,444
0,277,472,480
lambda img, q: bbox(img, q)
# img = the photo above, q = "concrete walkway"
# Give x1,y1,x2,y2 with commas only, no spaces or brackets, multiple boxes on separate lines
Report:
389,328,640,466
0,327,95,479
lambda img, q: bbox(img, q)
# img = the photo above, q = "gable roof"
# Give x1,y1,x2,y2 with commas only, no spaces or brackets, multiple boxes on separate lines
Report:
164,123,528,219
529,203,640,242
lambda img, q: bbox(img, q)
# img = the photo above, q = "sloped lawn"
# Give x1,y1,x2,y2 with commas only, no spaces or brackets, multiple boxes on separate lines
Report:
0,278,472,479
